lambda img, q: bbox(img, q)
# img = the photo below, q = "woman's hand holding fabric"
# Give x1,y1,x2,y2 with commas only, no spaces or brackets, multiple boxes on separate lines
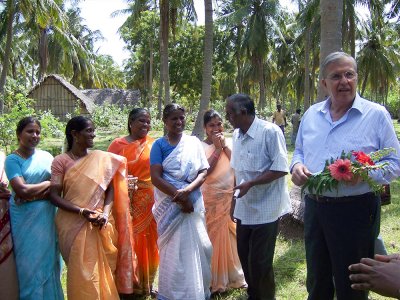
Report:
81,208,100,223
94,213,110,230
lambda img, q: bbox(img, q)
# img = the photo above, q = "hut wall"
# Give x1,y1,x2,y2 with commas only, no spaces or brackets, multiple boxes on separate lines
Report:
31,77,88,121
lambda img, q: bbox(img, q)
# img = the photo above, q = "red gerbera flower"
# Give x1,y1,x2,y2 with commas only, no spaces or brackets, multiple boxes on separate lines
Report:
352,151,375,166
328,159,353,181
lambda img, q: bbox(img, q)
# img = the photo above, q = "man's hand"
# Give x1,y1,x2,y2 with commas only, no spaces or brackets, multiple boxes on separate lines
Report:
349,254,400,298
233,181,252,198
291,163,312,186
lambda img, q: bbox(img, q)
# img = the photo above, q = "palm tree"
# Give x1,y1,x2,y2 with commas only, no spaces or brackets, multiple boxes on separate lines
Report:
192,0,213,138
221,0,280,109
118,0,158,106
0,0,15,113
357,18,399,104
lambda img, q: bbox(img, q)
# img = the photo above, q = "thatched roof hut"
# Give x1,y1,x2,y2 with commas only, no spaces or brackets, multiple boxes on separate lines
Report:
28,74,95,121
81,88,140,108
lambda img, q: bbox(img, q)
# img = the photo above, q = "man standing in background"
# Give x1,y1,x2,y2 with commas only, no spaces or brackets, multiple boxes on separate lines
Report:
290,108,301,145
272,104,287,135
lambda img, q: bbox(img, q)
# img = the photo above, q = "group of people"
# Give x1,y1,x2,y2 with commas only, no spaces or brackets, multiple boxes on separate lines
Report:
0,104,249,300
0,50,400,300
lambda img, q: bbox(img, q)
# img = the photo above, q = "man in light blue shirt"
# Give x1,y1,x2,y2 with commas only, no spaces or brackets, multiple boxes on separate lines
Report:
226,93,291,300
291,52,400,300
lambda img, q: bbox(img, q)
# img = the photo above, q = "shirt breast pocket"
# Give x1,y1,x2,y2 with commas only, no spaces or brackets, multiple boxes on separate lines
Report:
240,151,266,172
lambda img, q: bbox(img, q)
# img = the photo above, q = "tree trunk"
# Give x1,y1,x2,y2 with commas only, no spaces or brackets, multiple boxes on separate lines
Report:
192,0,213,139
317,0,343,101
304,25,311,111
258,59,266,110
349,11,356,58
160,0,170,105
235,25,244,93
0,0,16,114
158,17,164,120
148,39,154,109
38,27,49,81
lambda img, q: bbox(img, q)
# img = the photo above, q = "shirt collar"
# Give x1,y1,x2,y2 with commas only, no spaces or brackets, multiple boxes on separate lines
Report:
239,116,259,139
318,93,364,115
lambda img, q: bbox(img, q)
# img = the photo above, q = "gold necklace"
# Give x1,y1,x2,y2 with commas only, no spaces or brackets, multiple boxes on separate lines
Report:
68,151,85,161
165,134,181,145
14,149,29,159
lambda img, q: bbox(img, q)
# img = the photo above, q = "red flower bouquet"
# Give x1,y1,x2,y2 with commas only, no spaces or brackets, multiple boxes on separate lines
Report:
302,148,395,196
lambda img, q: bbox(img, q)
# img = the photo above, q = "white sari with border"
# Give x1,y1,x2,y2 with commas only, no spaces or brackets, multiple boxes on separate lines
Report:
152,134,212,300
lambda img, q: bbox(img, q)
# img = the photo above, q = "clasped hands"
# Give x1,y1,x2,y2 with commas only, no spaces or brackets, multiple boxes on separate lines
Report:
0,182,11,200
80,208,109,229
172,189,194,213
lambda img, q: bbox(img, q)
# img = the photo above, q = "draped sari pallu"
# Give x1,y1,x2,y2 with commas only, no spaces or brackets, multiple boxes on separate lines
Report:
0,152,12,264
152,135,212,300
108,136,159,294
201,142,246,293
0,151,18,300
55,150,137,299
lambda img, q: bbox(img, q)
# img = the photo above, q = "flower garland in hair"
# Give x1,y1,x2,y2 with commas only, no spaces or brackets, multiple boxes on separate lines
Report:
302,148,395,196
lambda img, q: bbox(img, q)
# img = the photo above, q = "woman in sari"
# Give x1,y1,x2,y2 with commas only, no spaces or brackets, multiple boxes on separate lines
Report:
201,110,246,293
0,150,19,300
108,108,159,296
4,117,63,300
49,116,136,300
150,103,212,300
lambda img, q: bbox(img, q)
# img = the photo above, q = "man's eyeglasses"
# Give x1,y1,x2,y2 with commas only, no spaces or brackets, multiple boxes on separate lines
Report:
327,71,357,81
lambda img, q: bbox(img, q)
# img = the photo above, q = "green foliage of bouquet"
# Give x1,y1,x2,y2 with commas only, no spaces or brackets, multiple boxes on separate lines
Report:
302,148,396,196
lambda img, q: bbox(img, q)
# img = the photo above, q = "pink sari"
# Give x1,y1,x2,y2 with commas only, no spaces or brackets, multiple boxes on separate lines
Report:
201,142,246,293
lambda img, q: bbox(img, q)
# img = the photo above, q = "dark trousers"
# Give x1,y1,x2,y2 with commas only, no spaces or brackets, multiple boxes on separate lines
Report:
236,219,278,300
304,194,380,300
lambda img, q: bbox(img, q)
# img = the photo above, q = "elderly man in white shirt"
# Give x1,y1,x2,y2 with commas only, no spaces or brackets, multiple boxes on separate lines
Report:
226,93,291,300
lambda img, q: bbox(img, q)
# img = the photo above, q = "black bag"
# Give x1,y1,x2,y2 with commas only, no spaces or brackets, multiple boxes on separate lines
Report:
380,184,391,206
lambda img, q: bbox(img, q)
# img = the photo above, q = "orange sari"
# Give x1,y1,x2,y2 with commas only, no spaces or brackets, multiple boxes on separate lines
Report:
53,150,137,299
201,142,246,293
108,136,159,295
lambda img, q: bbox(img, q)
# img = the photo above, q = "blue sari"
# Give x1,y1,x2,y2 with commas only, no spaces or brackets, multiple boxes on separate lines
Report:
5,150,63,300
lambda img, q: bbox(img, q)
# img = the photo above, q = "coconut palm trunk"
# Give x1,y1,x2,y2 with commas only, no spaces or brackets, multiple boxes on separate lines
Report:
0,0,16,114
192,0,213,138
317,0,343,101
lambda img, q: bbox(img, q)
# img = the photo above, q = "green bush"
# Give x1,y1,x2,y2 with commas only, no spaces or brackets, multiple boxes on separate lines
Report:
0,95,35,152
38,110,64,139
0,93,65,152
91,104,128,131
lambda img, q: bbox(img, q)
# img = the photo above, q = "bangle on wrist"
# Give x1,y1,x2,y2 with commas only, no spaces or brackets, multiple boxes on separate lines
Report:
79,208,85,216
